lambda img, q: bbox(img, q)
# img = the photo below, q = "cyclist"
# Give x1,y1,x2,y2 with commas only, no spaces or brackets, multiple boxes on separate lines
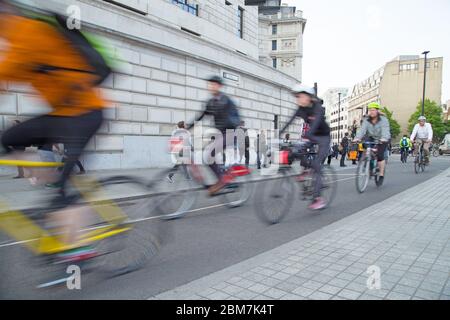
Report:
399,134,412,162
187,75,241,195
354,102,391,186
280,85,331,210
410,116,433,165
0,1,108,256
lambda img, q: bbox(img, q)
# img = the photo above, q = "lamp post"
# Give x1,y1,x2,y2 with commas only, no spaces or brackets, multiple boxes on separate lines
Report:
337,92,342,144
421,51,430,116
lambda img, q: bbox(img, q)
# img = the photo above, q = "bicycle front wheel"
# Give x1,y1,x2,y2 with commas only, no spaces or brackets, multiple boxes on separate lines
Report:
254,168,296,224
316,166,337,208
356,157,370,193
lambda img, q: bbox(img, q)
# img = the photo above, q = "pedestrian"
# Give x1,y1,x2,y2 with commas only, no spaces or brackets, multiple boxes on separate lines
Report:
256,130,267,169
333,144,339,159
340,133,349,167
237,121,250,166
11,120,25,179
167,121,191,183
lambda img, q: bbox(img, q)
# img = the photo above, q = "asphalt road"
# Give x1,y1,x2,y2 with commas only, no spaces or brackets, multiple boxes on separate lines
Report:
1,155,449,299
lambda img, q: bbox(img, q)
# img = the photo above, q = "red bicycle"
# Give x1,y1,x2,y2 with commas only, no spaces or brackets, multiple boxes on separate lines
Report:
158,137,253,219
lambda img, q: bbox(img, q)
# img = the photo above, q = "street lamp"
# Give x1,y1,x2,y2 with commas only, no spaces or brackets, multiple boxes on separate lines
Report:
421,50,430,116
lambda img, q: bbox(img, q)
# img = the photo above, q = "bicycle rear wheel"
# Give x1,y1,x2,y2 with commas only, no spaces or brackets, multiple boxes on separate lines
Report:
356,157,370,193
254,167,296,224
222,173,253,208
414,154,421,174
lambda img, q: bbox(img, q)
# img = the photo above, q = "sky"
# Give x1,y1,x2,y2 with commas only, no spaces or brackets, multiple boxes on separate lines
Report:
284,0,450,103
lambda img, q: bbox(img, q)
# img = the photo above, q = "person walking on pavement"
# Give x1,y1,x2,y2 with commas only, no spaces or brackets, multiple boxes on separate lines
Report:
237,121,250,166
256,130,267,169
167,121,191,183
340,132,349,167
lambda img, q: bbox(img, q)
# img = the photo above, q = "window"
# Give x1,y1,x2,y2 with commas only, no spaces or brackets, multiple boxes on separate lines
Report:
171,0,198,16
272,24,277,35
238,7,244,39
434,61,439,68
272,58,277,69
272,40,277,51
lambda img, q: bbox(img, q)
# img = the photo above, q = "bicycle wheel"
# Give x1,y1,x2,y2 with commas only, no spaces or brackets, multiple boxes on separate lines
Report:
356,157,370,193
156,166,198,220
433,149,439,157
81,176,170,277
315,165,337,208
254,167,296,224
222,173,253,208
414,154,421,174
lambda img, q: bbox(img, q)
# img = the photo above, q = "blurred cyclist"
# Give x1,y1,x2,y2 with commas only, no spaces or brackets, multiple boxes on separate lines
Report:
280,85,331,210
0,1,110,254
410,116,433,165
354,102,391,186
187,75,241,195
0,0,106,199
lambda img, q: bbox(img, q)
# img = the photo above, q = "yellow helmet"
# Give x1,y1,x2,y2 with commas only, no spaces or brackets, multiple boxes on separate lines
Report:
368,102,381,110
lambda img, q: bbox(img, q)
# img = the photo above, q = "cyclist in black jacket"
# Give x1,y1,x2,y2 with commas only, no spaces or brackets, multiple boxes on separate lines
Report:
188,75,240,195
280,85,331,210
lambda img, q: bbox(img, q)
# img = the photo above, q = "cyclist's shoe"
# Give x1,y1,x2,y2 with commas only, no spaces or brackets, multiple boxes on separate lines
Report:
208,180,227,196
166,173,174,183
308,197,327,211
376,176,384,187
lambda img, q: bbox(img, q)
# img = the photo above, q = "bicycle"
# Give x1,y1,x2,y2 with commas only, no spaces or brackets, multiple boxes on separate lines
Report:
0,158,172,291
355,141,384,193
159,137,253,220
414,142,427,174
254,141,337,225
400,147,409,164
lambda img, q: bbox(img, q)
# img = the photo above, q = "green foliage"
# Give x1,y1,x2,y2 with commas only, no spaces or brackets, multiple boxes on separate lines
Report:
381,106,401,139
408,99,448,142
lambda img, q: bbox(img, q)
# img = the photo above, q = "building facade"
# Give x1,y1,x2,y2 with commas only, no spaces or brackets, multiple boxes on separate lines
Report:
348,55,443,137
258,2,306,82
322,88,349,144
0,0,303,172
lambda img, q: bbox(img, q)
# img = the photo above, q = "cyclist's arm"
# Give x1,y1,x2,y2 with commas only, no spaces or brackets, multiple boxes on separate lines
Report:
427,124,433,142
380,117,391,142
280,110,298,135
305,106,324,138
410,124,418,141
354,121,368,141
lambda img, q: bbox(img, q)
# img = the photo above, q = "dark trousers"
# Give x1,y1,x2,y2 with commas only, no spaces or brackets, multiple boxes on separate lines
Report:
309,135,331,198
340,149,347,167
1,110,103,193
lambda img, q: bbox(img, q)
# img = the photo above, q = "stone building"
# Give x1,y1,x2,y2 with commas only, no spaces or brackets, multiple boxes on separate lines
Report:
0,0,304,171
257,1,306,81
322,88,349,144
348,55,443,136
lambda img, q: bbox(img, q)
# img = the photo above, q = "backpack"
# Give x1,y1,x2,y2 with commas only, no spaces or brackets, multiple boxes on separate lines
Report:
225,100,241,129
400,138,408,148
16,3,113,85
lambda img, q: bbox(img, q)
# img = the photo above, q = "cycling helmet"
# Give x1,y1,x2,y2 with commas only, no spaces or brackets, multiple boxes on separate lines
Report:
206,75,224,85
291,84,315,96
368,102,381,110
418,116,426,121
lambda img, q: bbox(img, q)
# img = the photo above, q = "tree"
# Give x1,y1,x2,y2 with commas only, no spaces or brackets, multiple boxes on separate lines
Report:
408,99,448,142
381,106,401,139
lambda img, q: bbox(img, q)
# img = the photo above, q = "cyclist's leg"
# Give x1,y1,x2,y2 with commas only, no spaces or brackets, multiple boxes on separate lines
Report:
310,136,330,200
423,140,431,163
56,110,103,195
1,116,48,152
376,143,387,176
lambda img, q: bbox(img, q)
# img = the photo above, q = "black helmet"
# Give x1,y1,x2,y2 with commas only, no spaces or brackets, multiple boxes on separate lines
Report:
207,75,224,85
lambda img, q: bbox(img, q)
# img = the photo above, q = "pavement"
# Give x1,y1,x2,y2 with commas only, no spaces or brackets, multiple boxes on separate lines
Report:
151,164,450,300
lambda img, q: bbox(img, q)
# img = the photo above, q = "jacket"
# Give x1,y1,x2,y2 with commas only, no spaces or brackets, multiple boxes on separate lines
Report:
281,100,330,138
410,123,433,141
355,115,391,141
194,92,239,132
